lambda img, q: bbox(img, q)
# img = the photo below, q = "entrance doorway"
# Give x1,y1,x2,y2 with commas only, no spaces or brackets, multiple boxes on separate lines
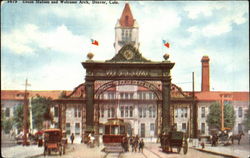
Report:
141,123,145,137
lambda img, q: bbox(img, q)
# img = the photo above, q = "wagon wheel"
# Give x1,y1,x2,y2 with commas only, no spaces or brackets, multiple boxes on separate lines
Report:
183,139,188,155
177,147,181,153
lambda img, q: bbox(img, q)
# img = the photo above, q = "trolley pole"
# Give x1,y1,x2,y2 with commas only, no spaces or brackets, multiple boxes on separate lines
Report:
23,79,31,146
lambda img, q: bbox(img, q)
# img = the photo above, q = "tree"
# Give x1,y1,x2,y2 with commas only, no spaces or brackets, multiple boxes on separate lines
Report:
13,104,28,133
31,96,53,130
243,107,250,131
1,110,14,134
206,102,235,130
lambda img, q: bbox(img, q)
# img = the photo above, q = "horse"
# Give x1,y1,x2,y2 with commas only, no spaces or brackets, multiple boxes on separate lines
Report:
230,132,245,145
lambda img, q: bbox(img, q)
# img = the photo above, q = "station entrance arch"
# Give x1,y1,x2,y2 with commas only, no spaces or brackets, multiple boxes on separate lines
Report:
82,44,174,134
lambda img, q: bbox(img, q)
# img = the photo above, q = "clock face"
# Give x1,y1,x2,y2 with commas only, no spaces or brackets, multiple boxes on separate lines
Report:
123,50,134,60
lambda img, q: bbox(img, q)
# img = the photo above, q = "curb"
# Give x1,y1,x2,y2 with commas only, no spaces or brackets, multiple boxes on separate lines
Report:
191,147,239,158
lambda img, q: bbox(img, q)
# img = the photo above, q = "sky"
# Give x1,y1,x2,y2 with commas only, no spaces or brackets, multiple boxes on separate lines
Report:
1,1,249,92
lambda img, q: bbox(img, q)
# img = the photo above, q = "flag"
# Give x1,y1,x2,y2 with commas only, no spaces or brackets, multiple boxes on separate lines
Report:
162,40,170,48
91,39,99,46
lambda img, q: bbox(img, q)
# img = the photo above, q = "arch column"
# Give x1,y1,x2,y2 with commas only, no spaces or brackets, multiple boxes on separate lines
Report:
161,79,171,133
85,80,95,132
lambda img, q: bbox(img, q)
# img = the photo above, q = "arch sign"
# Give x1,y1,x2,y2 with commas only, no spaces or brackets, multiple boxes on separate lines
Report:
95,80,162,100
82,44,175,134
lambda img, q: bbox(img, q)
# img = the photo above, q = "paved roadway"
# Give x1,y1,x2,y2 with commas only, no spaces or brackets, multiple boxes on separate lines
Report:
32,143,224,158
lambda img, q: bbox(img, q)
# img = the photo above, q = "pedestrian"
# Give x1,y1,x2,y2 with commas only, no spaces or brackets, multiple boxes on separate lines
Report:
201,141,205,149
139,139,144,153
134,135,139,152
70,133,75,144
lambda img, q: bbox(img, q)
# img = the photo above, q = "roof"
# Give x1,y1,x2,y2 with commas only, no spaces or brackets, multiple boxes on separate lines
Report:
1,90,72,100
194,91,249,102
119,3,134,27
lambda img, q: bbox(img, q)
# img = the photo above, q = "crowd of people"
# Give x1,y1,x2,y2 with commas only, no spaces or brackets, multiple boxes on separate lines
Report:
122,135,144,153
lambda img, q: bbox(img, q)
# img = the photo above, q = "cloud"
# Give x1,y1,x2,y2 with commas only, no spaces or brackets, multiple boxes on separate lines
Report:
2,24,87,55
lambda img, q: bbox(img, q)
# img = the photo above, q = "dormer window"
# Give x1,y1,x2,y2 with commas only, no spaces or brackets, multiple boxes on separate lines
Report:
125,16,129,26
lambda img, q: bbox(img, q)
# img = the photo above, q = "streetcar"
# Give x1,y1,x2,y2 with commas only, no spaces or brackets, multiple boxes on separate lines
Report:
102,118,128,153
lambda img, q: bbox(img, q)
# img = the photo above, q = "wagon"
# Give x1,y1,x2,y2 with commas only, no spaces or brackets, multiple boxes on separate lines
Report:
43,128,66,156
160,131,188,154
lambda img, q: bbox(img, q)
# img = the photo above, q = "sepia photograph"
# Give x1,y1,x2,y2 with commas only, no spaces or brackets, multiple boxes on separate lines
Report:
1,1,249,158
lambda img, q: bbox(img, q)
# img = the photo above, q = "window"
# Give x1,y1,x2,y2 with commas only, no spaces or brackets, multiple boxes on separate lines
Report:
108,93,115,99
54,107,59,117
143,107,146,118
175,109,178,118
238,107,243,118
143,93,146,100
74,105,81,118
150,123,155,131
149,93,153,100
5,108,10,117
182,123,186,130
201,123,205,134
138,92,142,100
108,107,111,118
125,106,128,117
152,107,156,118
66,123,71,135
181,108,187,118
125,16,129,26
101,107,104,118
121,106,124,117
201,107,205,118
111,107,115,118
149,107,152,118
129,106,133,117
75,123,80,135
139,107,142,118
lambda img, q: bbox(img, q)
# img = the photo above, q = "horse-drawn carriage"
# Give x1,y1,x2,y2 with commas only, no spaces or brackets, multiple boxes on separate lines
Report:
43,128,66,156
160,131,188,154
102,118,128,153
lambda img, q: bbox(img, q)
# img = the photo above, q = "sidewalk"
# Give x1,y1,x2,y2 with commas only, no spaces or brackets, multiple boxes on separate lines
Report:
193,143,250,158
1,145,44,158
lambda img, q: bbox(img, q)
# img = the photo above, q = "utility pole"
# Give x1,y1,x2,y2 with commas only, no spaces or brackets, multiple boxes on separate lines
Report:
23,79,31,146
220,94,225,131
192,72,198,138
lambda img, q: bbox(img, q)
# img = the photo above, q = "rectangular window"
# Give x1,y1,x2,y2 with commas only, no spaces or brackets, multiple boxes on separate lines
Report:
129,106,133,117
111,107,115,118
182,123,186,130
138,92,142,100
149,107,152,118
139,107,142,118
143,107,146,118
150,123,155,131
238,107,243,118
108,107,110,118
152,107,156,118
5,107,10,117
74,107,77,117
66,123,71,135
184,107,187,118
125,106,128,117
75,123,80,135
175,109,178,118
129,93,133,99
125,93,129,99
54,107,59,117
143,93,146,100
201,107,205,118
201,123,205,134
121,106,124,117
101,107,104,118
78,105,81,117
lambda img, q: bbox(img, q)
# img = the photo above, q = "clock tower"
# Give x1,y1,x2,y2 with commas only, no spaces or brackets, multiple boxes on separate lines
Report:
114,3,140,53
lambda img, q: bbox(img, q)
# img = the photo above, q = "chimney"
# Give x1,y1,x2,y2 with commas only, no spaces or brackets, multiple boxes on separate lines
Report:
201,56,210,92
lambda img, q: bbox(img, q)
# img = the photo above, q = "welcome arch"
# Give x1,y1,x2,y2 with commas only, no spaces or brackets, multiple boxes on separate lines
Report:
82,44,174,134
